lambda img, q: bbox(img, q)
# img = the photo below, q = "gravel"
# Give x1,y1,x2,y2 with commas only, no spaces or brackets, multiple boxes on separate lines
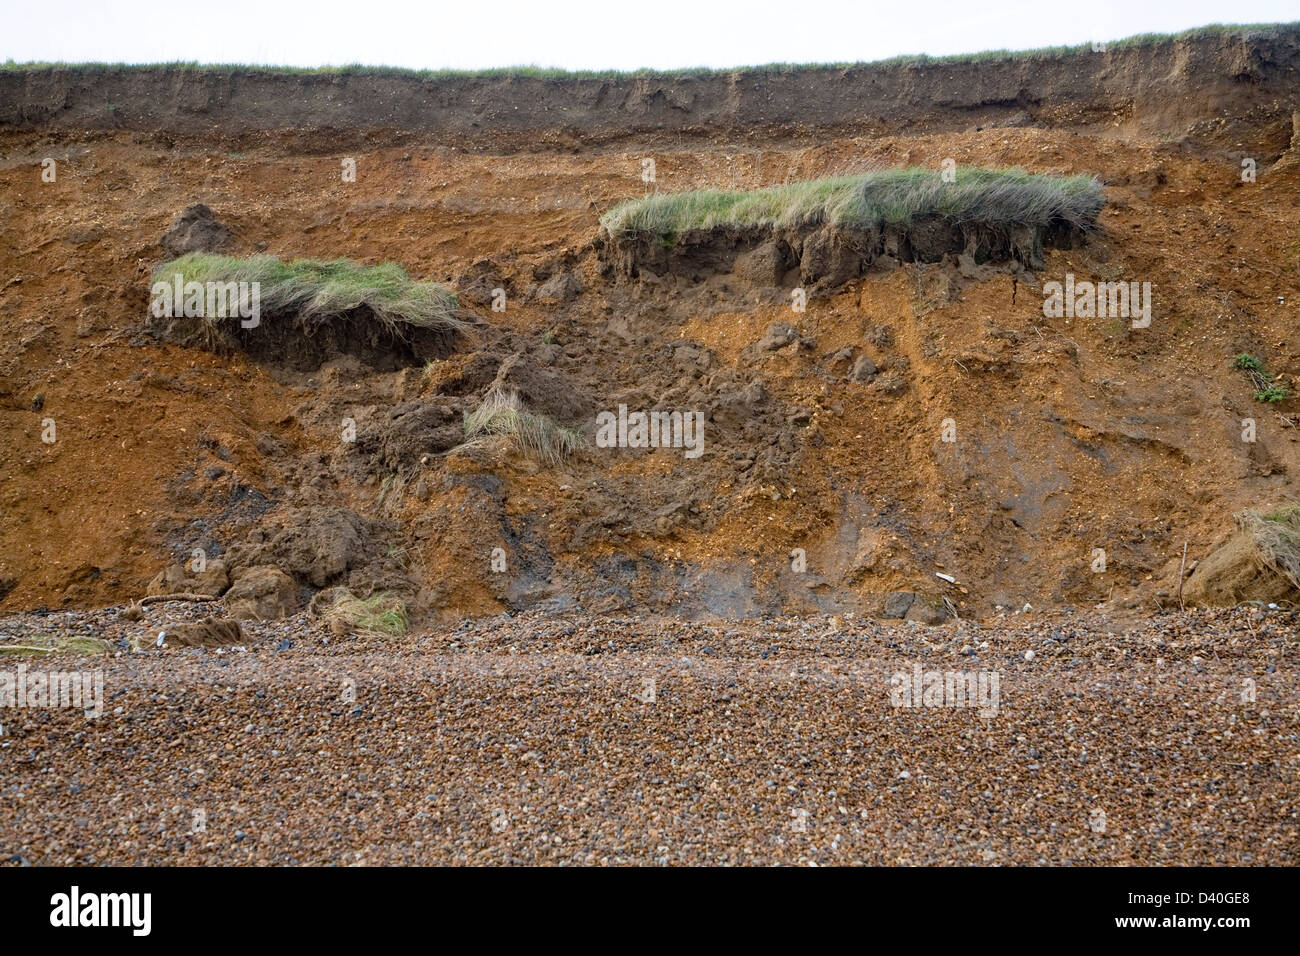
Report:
0,603,1295,865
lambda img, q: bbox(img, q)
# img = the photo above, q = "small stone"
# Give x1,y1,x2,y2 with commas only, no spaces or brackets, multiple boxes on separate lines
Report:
848,355,878,383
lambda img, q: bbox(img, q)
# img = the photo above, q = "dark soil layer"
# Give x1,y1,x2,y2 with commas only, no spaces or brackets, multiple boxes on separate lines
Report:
2,26,1299,154
600,218,1089,289
149,307,462,372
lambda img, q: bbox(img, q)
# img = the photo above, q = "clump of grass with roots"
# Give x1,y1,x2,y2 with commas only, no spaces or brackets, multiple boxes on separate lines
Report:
462,387,582,466
151,253,466,343
321,592,410,637
0,634,111,656
1241,506,1300,590
600,166,1104,240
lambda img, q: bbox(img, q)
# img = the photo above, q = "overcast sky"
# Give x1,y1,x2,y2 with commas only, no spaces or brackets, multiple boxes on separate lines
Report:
3,0,1295,71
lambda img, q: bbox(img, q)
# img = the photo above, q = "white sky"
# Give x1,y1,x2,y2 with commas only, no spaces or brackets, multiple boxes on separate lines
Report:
2,0,1295,71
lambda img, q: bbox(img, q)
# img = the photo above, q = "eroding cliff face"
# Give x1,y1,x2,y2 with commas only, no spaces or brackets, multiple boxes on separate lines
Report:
1,27,1298,622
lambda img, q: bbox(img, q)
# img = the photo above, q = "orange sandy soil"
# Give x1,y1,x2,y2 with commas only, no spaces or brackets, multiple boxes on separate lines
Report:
0,126,1297,619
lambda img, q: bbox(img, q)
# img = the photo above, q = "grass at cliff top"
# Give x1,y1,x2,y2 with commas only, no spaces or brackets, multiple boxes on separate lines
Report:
5,22,1293,78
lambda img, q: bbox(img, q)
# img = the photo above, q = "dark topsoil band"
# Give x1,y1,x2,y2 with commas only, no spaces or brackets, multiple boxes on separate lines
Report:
151,308,462,372
599,217,1090,290
2,27,1298,155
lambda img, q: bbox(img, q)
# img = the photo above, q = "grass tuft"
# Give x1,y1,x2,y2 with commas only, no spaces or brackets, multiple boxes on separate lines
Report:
600,166,1104,240
1239,507,1300,590
463,387,582,466
151,253,465,341
322,592,409,637
0,634,111,656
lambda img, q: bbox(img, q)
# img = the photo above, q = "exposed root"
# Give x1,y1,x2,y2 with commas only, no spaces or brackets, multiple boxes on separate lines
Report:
137,592,220,606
